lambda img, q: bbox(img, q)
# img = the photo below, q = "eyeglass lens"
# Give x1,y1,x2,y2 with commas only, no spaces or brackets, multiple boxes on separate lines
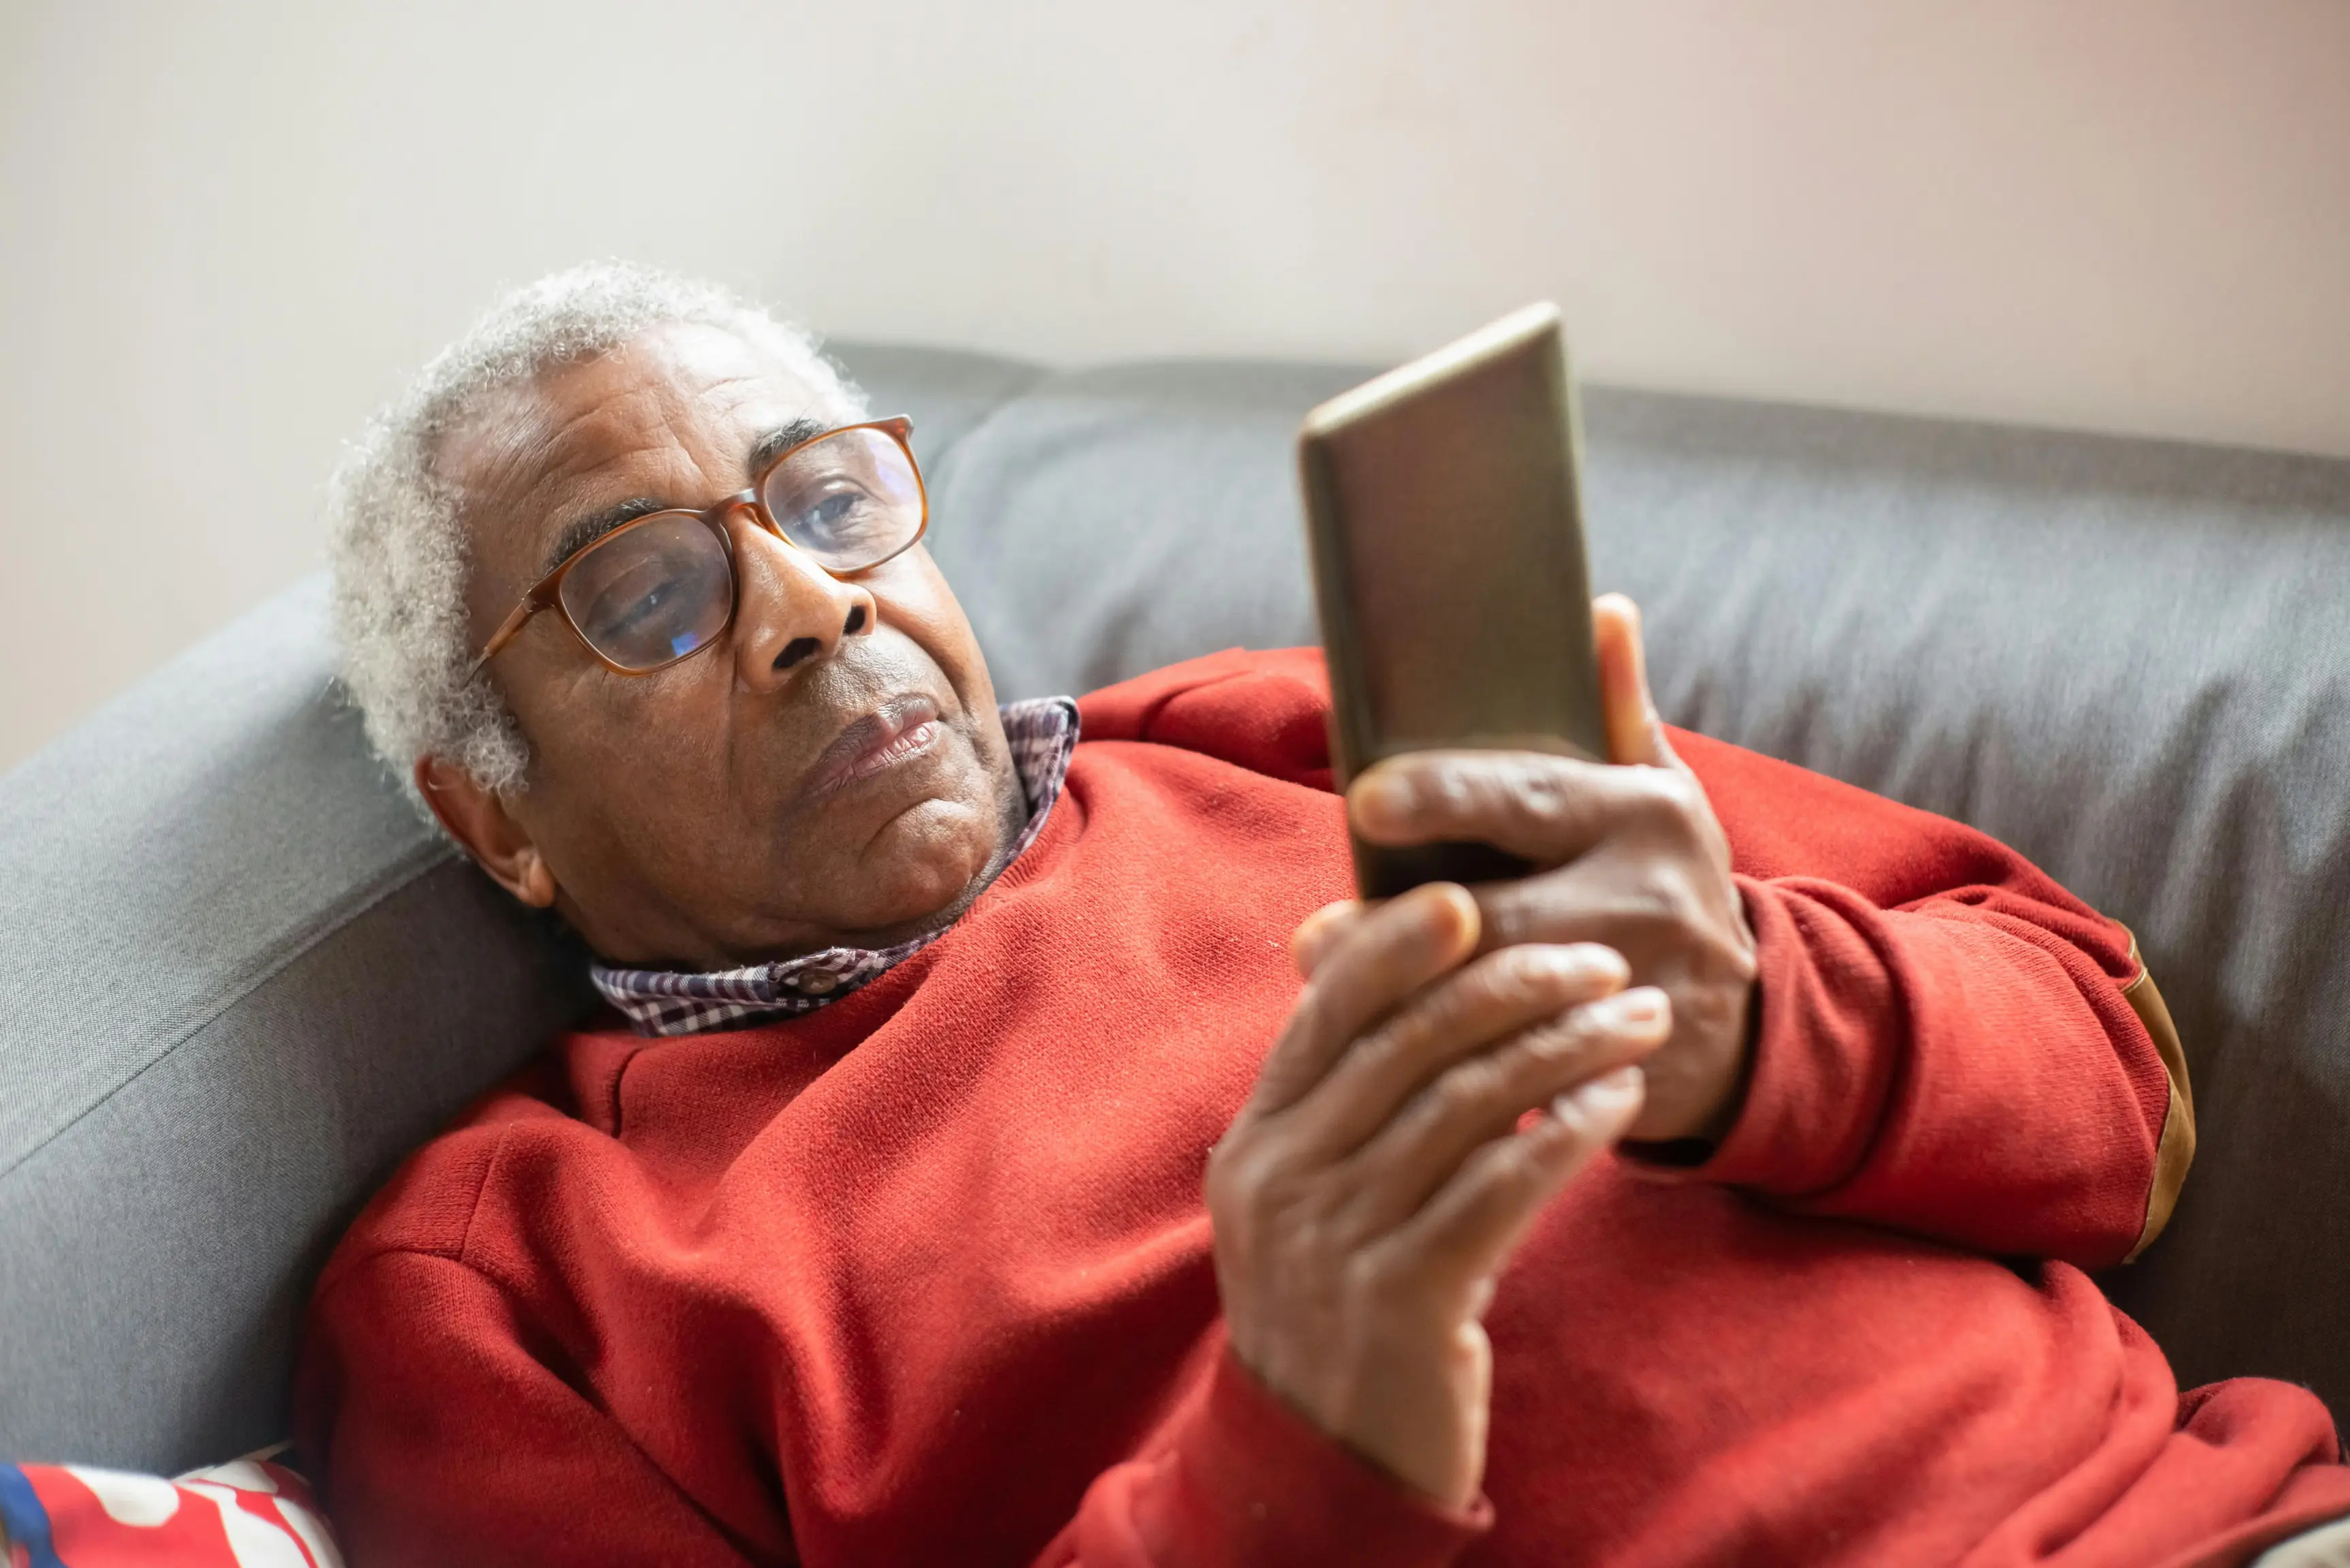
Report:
761,426,924,572
557,427,923,673
558,512,735,671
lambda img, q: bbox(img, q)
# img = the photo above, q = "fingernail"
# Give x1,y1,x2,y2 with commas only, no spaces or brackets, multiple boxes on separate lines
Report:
1353,770,1413,825
1595,987,1667,1027
1426,882,1481,947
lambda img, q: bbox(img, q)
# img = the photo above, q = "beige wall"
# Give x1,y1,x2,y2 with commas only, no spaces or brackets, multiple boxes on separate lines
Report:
3,0,2347,773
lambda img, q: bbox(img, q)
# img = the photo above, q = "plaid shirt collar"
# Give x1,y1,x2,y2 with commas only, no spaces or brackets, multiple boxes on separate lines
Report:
590,697,1080,1038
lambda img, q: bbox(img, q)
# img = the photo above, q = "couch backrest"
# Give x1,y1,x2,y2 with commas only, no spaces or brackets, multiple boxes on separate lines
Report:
4,342,2347,1471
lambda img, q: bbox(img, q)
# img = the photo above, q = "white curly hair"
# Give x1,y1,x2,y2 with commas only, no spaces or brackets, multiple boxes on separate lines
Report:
329,261,866,801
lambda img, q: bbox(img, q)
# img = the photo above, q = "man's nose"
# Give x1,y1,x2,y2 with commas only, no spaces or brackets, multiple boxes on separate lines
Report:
725,510,878,688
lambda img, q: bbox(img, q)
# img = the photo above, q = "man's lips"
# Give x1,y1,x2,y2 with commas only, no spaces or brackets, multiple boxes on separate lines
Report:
801,694,945,803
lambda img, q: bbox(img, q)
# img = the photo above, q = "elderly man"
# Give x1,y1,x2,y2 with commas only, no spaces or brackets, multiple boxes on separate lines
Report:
297,263,2350,1568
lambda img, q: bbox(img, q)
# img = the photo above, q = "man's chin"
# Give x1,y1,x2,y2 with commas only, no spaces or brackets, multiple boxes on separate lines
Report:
750,720,1023,952
794,793,1006,946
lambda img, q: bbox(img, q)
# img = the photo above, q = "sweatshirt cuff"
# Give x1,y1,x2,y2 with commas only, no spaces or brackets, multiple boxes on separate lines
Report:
1153,1349,1492,1568
1620,877,1866,1195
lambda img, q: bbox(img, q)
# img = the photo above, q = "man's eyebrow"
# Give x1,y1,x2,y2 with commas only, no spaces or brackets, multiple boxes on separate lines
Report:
744,417,831,481
540,498,674,578
534,418,831,577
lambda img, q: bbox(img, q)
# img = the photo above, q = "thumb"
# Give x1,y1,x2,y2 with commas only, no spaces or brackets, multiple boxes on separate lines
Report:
1591,593,1676,769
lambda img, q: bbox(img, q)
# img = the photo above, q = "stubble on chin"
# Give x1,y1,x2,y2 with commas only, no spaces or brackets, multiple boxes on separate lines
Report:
928,711,1031,913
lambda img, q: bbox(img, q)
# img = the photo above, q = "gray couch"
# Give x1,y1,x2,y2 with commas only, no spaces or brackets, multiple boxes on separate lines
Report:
4,342,2349,1477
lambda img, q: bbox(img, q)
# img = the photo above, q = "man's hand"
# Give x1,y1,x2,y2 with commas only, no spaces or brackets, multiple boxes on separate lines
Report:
1326,594,1759,1144
1208,882,1664,1508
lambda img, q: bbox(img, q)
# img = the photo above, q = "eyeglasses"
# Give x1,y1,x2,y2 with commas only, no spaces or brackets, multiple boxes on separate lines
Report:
468,416,927,679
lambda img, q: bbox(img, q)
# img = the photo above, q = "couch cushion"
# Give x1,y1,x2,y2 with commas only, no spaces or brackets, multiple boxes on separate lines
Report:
910,358,1359,701
0,580,593,1470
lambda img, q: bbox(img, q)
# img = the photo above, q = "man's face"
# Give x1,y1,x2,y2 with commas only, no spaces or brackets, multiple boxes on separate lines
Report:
440,321,1022,969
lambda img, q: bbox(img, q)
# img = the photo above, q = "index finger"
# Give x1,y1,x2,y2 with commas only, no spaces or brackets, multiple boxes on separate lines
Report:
1289,899,1366,978
1348,750,1660,866
1249,882,1480,1117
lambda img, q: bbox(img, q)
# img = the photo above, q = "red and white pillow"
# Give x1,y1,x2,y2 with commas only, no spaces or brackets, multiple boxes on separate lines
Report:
1,1456,340,1567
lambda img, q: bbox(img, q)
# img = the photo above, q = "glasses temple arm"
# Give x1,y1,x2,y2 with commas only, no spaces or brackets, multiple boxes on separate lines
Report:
467,599,541,682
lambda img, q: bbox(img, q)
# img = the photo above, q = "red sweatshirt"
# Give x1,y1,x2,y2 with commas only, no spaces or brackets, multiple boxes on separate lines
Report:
295,649,2350,1567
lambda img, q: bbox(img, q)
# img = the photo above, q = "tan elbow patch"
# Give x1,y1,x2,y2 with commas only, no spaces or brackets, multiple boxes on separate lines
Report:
2121,939,2195,1262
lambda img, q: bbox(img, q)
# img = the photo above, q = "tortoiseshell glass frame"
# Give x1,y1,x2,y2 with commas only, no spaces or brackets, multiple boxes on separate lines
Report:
467,415,925,680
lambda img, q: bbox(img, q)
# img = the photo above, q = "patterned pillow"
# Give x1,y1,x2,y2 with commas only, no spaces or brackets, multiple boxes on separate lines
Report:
0,1456,339,1567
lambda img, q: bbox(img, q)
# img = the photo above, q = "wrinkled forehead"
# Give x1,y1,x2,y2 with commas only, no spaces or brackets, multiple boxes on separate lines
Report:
439,320,849,590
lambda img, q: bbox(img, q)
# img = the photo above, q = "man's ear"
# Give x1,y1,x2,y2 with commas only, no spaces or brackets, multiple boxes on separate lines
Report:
414,756,559,908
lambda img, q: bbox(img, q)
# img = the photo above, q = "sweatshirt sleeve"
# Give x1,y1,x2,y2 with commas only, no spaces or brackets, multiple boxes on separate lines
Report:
297,1249,765,1568
1031,1349,1489,1568
1657,728,2194,1269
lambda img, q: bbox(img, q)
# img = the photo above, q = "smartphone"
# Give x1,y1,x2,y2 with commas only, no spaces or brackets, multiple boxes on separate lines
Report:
1298,301,1608,899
